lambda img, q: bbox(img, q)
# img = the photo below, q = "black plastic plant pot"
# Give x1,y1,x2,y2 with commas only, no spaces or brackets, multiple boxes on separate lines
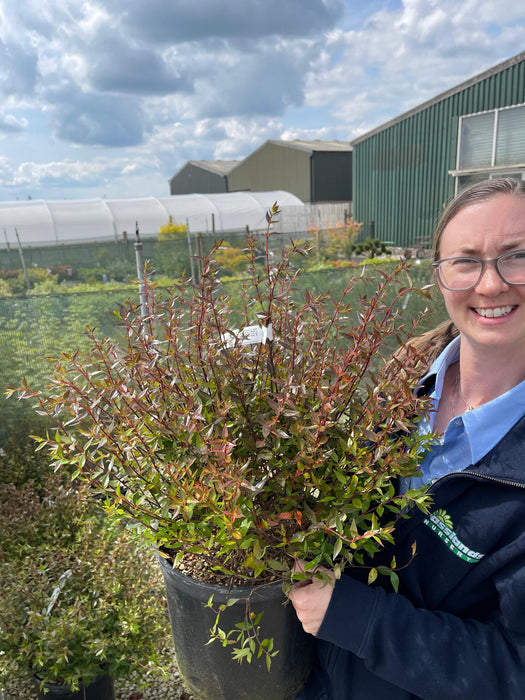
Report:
32,673,114,700
156,552,315,700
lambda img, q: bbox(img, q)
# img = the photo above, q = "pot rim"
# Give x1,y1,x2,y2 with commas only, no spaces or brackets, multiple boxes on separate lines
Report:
155,549,284,597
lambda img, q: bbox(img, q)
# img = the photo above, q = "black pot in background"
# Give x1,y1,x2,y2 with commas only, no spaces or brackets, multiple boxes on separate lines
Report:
157,552,315,700
32,673,114,700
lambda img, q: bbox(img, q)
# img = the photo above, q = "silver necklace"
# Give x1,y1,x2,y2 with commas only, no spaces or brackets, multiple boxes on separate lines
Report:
454,364,474,412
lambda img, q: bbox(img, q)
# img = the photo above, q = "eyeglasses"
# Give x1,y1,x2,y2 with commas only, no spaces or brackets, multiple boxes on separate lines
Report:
432,249,525,291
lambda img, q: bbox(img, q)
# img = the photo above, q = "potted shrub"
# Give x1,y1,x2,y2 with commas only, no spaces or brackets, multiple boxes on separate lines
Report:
0,470,170,699
12,204,432,699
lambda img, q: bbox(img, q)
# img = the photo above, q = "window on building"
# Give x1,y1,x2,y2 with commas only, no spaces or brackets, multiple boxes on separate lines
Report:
457,171,525,192
458,111,495,170
496,105,525,165
453,103,525,192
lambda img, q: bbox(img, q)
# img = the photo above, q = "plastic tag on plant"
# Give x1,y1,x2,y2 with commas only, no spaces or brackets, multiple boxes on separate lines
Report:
223,324,274,348
45,569,72,619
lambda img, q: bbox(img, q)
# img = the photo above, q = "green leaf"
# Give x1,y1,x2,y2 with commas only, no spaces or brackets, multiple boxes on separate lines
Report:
389,570,400,593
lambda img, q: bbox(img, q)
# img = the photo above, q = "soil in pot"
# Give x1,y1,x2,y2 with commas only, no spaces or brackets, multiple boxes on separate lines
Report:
157,553,315,700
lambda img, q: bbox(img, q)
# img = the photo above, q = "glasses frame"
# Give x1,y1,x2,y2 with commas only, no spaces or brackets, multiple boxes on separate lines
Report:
432,249,525,291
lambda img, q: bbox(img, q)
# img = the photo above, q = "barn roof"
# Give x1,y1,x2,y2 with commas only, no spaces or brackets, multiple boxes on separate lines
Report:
187,160,241,175
265,139,352,153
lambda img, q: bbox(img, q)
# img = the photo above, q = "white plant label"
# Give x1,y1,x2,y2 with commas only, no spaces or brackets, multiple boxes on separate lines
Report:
223,323,274,348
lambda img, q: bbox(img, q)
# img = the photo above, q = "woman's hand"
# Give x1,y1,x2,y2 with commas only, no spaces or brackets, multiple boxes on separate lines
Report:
288,561,336,636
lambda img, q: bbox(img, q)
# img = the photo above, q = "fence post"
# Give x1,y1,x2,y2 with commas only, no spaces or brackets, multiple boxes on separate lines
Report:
195,232,204,283
134,223,148,321
3,227,11,269
15,228,31,290
186,217,196,283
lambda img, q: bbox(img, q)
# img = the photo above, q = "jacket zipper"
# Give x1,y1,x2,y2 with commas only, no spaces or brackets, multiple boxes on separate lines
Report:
429,470,525,491
398,470,525,533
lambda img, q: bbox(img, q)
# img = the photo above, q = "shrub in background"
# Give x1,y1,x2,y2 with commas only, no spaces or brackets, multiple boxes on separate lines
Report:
350,238,392,258
0,462,169,691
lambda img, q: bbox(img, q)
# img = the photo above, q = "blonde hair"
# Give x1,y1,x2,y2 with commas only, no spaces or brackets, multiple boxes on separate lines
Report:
432,177,525,260
386,320,459,379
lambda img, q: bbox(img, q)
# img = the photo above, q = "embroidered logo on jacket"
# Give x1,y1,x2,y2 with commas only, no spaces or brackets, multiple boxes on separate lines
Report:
423,509,485,563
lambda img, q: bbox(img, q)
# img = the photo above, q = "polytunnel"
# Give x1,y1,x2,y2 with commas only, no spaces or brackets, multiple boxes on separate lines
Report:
0,191,304,247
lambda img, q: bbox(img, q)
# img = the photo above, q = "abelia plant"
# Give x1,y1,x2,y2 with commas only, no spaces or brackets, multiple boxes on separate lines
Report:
13,204,432,590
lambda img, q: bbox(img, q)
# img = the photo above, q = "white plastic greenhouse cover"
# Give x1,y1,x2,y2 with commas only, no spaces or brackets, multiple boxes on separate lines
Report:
0,191,304,247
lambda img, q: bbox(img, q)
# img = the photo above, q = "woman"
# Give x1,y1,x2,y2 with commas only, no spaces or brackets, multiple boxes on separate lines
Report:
289,178,525,700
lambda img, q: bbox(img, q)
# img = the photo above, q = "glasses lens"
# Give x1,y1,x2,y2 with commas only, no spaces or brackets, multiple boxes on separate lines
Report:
499,251,525,284
438,258,482,290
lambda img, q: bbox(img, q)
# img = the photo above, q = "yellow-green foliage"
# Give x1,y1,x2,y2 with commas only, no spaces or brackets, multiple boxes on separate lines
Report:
0,278,12,297
158,217,188,240
214,241,249,273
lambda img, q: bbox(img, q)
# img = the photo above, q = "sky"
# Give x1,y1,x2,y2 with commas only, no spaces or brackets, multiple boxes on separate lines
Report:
0,0,523,202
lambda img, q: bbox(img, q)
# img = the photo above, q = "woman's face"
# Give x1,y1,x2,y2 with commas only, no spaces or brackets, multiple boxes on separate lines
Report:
437,193,525,355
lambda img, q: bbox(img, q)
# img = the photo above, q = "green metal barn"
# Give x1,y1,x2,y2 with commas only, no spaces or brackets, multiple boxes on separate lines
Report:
352,51,525,249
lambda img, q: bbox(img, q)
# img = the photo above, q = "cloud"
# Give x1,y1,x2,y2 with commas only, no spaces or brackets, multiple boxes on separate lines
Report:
3,0,75,40
145,115,288,180
0,153,156,191
0,113,27,133
0,0,523,200
12,160,109,187
0,0,330,151
110,0,344,43
46,84,145,146
0,39,39,97
303,0,525,132
191,40,313,118
209,118,286,159
88,38,192,96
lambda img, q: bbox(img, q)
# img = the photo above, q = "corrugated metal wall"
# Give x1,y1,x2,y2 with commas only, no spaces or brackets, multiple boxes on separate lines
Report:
228,142,312,201
170,163,228,195
353,57,525,248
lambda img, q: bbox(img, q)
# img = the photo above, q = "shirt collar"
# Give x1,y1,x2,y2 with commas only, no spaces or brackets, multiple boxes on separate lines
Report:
420,334,525,465
461,378,525,464
420,335,461,402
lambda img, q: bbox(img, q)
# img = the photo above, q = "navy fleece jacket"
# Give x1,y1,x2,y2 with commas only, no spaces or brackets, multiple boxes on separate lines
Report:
304,413,525,700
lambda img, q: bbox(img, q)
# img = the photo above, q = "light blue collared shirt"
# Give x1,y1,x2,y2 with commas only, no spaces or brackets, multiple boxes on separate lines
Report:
404,335,525,491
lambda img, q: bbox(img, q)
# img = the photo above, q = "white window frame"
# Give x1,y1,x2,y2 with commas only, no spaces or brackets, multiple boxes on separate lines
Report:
449,103,525,194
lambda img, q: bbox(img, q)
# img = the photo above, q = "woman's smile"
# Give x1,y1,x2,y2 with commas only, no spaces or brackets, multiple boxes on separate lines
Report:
437,193,525,353
472,304,517,319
